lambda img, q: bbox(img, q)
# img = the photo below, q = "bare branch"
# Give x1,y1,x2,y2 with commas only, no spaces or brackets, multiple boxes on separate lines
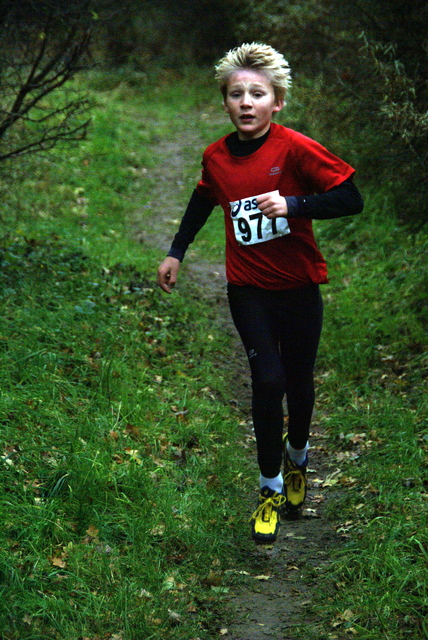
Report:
0,118,91,161
0,1,94,160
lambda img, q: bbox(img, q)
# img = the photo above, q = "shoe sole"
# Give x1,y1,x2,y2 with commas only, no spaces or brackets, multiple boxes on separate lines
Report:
252,530,279,544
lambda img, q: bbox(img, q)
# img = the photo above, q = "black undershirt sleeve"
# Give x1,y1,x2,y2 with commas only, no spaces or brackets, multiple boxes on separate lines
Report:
286,178,364,220
168,189,215,262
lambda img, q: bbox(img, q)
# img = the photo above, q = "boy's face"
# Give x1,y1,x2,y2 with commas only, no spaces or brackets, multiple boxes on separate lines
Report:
223,69,283,141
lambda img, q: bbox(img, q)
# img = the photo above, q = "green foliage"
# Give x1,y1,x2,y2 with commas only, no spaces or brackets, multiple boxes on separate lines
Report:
5,0,426,225
92,0,242,67
0,78,249,639
0,245,247,639
237,0,428,226
311,184,428,639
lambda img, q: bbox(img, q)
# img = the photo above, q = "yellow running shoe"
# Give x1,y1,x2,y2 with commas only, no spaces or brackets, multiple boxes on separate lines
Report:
283,435,308,514
250,487,286,543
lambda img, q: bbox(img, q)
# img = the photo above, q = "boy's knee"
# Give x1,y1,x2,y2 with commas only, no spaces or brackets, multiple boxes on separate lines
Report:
252,373,286,398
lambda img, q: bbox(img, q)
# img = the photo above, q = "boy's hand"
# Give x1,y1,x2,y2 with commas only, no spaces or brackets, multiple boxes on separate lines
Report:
157,256,180,293
256,192,288,218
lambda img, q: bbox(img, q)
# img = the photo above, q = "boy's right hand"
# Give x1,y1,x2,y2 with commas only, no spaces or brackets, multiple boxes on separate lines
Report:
157,256,180,293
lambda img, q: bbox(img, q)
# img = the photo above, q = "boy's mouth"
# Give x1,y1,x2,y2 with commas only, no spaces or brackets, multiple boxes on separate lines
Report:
240,114,255,122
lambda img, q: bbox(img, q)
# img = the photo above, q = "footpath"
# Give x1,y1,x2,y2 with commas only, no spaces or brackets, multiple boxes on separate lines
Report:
132,113,348,640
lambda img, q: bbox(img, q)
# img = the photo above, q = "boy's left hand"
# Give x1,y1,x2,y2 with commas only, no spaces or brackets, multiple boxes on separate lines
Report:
257,192,288,218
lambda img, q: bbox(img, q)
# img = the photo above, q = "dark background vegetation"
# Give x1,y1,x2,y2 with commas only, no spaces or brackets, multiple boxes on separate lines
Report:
0,0,427,225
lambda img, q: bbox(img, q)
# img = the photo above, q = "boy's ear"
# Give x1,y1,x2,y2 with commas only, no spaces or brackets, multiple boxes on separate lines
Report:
273,98,284,113
222,99,229,113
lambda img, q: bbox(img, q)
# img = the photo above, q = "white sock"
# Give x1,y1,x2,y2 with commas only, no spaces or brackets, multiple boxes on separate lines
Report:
260,472,283,493
286,440,309,466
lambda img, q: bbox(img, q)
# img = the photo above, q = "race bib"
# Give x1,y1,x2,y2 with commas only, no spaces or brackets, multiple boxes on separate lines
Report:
230,191,290,246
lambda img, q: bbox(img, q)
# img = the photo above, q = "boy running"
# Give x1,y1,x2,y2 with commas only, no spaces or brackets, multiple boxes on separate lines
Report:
157,43,364,543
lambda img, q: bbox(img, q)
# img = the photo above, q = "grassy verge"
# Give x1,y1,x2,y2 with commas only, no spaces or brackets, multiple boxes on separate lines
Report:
0,71,251,640
312,188,428,639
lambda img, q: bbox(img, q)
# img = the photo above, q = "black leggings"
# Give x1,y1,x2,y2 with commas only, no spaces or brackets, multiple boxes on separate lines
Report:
227,282,323,478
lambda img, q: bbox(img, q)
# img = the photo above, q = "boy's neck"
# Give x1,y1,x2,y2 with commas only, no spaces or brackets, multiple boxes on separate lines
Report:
226,127,271,157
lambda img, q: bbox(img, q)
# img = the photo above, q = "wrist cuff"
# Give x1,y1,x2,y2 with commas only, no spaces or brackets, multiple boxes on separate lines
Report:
285,196,299,217
167,248,184,262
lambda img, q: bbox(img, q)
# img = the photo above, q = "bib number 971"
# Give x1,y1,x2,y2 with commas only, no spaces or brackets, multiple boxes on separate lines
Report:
230,191,290,246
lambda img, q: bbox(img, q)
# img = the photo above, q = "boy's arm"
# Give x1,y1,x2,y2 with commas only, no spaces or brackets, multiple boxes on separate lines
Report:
168,189,215,261
286,179,364,220
258,179,364,220
157,189,215,293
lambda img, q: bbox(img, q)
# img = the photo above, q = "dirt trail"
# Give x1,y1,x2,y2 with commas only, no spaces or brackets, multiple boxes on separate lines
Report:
131,117,346,640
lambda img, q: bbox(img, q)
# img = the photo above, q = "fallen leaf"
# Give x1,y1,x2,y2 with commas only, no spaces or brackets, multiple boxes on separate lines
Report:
339,476,358,487
322,469,343,487
51,555,67,568
124,423,141,438
86,524,99,538
342,609,355,621
163,575,176,590
332,608,355,627
150,524,165,537
309,493,325,503
124,448,142,464
207,474,219,486
203,571,222,586
348,432,367,444
171,405,189,418
168,609,182,624
302,507,320,518
225,569,250,576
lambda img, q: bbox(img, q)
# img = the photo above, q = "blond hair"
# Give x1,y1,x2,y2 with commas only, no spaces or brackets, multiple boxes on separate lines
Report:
215,42,292,103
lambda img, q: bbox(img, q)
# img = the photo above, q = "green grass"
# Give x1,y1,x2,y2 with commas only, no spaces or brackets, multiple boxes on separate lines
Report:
0,234,250,638
311,186,428,639
0,72,251,639
0,68,427,639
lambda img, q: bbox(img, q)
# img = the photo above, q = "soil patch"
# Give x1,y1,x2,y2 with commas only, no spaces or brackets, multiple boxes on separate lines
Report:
131,118,345,640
